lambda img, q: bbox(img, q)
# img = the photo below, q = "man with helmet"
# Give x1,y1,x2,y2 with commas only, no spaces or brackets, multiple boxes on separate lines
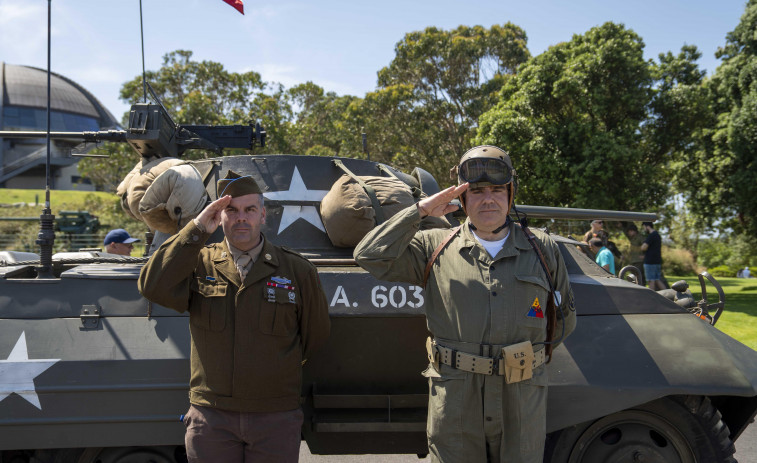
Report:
354,145,576,463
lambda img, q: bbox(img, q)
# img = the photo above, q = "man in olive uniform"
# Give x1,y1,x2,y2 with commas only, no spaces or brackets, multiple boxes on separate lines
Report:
139,171,330,463
354,146,576,463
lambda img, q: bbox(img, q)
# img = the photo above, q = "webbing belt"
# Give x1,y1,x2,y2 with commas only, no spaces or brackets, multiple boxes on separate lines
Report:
430,340,545,376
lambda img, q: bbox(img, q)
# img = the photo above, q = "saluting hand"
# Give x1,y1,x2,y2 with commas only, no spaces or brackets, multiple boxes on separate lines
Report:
418,183,469,217
195,195,232,234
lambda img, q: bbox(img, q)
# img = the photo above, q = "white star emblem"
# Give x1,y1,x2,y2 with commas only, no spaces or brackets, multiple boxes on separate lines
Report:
0,332,60,409
263,166,330,234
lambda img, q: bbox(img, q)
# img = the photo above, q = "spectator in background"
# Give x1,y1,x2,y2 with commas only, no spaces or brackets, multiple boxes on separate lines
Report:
103,229,140,256
641,222,665,290
590,237,615,275
583,219,609,246
625,223,646,284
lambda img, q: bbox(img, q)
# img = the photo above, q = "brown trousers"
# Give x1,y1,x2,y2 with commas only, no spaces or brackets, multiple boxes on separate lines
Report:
183,404,304,463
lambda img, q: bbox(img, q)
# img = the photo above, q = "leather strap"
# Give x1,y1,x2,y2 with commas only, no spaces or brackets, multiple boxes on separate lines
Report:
521,225,558,362
423,225,461,288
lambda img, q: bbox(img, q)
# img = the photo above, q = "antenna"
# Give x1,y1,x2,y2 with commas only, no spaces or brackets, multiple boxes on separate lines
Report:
36,0,55,279
361,128,369,161
139,0,147,103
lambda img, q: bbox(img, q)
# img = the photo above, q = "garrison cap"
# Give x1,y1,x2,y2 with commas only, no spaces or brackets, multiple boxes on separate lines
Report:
217,170,262,198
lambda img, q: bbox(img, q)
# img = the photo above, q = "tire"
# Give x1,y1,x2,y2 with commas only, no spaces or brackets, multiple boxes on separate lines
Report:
32,446,185,463
545,395,736,463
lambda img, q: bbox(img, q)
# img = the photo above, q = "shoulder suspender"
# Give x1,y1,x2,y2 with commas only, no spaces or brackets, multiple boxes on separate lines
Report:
423,226,461,288
521,225,558,363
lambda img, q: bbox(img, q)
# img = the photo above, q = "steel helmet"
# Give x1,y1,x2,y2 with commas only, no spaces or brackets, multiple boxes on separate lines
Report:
450,145,517,212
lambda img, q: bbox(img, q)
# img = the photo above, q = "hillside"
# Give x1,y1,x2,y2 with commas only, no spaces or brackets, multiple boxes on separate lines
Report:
0,189,146,254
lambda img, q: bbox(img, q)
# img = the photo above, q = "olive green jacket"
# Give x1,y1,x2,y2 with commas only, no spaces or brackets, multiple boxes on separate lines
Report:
354,206,575,350
138,221,330,413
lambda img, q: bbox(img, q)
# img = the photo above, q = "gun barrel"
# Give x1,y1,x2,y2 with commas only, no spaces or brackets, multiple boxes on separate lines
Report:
0,130,128,143
513,205,657,222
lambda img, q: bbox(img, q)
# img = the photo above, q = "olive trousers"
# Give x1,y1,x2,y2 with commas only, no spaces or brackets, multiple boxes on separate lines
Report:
183,404,303,463
423,362,547,463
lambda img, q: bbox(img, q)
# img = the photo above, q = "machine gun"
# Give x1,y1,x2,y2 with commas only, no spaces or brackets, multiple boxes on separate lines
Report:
0,82,267,158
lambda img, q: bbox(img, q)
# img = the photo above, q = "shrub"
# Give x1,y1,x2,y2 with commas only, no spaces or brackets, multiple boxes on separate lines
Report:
707,265,734,277
662,247,699,276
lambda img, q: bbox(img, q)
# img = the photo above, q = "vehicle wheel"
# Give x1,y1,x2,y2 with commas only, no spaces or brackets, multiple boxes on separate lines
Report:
77,446,186,463
33,446,185,463
545,395,736,463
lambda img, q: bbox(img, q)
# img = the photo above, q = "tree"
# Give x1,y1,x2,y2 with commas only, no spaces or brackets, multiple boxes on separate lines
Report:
78,50,288,188
372,24,530,183
673,0,757,238
285,82,361,157
476,22,704,212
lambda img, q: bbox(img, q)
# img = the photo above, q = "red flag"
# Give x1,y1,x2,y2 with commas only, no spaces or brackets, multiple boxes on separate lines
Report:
222,0,244,15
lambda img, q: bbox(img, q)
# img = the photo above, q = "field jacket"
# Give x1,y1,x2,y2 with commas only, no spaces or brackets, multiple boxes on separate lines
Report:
139,221,330,413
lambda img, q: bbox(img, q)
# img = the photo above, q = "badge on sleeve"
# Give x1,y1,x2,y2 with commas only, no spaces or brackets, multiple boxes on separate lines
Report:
526,297,544,319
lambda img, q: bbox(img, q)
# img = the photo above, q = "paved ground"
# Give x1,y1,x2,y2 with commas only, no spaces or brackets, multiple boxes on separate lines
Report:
735,419,757,462
300,420,757,462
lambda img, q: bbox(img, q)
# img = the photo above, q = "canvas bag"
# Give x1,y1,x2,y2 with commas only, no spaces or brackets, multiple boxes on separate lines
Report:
139,164,208,234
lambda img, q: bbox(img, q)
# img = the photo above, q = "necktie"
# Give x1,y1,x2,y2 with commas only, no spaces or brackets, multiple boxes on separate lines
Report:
236,253,252,280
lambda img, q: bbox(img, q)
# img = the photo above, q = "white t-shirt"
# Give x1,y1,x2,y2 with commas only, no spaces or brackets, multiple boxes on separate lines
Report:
473,229,510,257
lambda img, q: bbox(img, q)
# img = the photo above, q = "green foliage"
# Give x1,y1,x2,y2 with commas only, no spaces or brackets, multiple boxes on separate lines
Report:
371,24,531,183
661,247,699,276
672,0,757,238
697,238,731,269
286,82,361,157
696,234,757,275
708,265,735,277
476,22,688,211
661,197,708,259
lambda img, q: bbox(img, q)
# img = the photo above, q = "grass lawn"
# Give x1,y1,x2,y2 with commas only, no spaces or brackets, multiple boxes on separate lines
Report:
669,274,757,351
0,188,115,210
0,188,144,254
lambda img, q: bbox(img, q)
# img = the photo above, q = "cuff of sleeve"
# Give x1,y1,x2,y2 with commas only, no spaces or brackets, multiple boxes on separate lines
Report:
405,204,423,228
180,219,211,245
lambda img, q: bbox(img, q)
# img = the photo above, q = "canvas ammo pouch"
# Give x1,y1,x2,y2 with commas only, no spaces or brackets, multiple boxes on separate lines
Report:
502,341,535,384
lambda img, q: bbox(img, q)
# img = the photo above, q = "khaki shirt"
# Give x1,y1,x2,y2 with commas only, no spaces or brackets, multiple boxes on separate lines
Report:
138,221,330,413
354,206,575,349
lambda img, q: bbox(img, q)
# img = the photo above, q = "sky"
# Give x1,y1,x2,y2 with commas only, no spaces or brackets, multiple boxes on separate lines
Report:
0,0,750,122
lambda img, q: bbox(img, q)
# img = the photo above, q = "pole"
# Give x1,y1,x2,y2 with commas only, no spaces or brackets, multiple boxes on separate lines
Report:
36,0,56,279
139,0,147,103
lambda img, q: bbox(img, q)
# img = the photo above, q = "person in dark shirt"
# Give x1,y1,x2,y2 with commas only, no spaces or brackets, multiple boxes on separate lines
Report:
641,221,664,290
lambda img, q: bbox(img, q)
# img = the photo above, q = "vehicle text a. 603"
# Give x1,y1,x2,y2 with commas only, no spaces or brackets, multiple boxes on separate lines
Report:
329,285,425,309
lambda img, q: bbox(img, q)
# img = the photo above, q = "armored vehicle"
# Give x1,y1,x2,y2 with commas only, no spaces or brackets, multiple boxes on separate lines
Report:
1,101,756,463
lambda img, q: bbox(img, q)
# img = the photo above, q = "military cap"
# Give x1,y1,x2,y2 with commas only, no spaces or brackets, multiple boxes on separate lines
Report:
217,170,262,198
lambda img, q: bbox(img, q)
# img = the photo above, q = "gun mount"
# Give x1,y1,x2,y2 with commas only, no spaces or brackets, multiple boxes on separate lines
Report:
0,83,267,158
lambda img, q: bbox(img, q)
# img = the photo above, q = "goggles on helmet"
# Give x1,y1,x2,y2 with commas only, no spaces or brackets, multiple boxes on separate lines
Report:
458,158,513,185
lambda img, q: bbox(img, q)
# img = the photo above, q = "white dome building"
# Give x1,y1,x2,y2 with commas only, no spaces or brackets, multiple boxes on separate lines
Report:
0,62,119,190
